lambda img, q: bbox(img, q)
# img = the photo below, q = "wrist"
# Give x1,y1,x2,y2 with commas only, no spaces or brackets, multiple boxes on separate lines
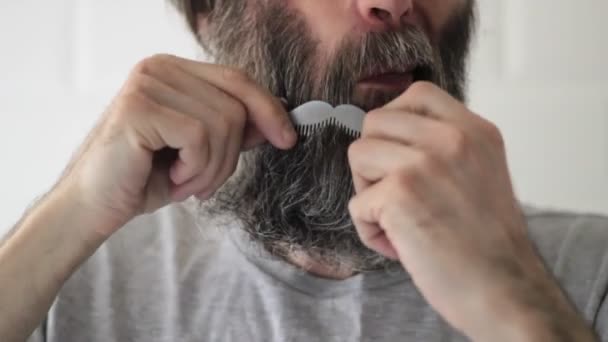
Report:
48,181,126,242
7,184,117,270
0,184,116,341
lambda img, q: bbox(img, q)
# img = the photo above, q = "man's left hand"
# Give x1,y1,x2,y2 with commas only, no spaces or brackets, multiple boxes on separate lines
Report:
348,81,595,341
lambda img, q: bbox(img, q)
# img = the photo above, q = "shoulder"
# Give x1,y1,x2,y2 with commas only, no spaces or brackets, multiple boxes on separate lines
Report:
523,205,608,322
524,205,608,265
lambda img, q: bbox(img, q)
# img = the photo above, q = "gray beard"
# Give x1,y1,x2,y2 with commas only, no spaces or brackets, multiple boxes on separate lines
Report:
198,0,475,272
203,126,394,272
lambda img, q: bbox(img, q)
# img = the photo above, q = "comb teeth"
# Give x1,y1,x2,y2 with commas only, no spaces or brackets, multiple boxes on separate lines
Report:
293,117,362,138
289,101,365,139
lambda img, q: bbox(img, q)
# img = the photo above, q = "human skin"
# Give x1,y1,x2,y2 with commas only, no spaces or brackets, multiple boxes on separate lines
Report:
0,0,598,341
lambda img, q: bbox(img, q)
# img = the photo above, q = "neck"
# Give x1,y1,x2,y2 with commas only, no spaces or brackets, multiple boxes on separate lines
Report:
286,250,356,280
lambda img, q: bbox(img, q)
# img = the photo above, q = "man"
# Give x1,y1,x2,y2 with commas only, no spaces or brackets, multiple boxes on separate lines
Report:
0,0,606,340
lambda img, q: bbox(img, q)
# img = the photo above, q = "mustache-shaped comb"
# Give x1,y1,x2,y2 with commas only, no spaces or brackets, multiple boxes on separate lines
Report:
288,101,366,138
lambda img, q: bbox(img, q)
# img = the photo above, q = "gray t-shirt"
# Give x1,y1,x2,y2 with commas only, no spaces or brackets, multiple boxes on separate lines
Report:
28,202,608,341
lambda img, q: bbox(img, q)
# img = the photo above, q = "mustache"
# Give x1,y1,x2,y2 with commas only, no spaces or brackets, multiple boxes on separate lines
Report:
334,25,439,83
255,1,443,110
308,25,443,111
359,27,436,79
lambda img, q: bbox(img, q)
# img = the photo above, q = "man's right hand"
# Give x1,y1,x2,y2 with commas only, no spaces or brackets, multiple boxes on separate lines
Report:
57,54,296,238
0,55,296,342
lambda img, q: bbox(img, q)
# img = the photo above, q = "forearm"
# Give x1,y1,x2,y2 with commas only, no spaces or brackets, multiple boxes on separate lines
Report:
0,189,110,342
519,284,597,342
470,268,598,342
510,309,597,342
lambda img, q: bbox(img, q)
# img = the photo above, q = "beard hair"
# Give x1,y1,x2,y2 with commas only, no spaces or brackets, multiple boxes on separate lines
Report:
197,0,476,272
206,126,391,272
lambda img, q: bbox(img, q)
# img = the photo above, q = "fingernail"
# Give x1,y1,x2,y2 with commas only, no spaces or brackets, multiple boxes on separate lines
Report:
279,97,289,109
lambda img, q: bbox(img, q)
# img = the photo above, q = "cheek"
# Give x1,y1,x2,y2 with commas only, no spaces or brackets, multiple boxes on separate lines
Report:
286,0,359,55
418,0,469,41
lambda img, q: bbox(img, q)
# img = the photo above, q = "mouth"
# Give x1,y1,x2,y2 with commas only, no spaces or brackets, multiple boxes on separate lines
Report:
357,65,432,93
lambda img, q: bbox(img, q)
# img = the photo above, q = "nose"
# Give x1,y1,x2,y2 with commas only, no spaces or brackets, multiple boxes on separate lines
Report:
356,0,414,29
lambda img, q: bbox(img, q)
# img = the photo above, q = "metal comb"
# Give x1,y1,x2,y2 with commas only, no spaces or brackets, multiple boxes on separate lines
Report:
288,101,365,138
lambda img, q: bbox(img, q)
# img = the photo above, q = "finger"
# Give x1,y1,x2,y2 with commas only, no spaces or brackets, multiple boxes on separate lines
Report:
136,101,206,152
134,73,213,123
170,118,228,202
349,188,400,260
170,56,297,149
349,138,423,187
202,121,243,198
137,57,265,151
354,220,400,260
140,57,237,113
349,175,423,261
132,104,213,202
350,142,376,195
383,81,466,122
142,61,258,148
363,109,447,147
131,75,217,186
169,140,209,186
351,171,372,196
241,124,266,150
363,109,465,158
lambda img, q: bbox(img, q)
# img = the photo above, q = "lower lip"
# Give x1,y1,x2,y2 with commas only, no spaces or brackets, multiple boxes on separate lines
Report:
357,72,414,92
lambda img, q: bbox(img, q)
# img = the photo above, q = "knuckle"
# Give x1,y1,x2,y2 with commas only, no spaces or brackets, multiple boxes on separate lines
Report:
482,120,504,147
187,120,208,146
115,91,156,117
406,81,437,97
223,99,247,125
391,173,415,204
124,73,157,98
215,113,233,135
443,127,468,159
415,151,438,171
132,54,174,75
362,109,382,131
394,170,415,189
132,59,152,75
153,53,177,62
347,139,364,161
221,66,250,84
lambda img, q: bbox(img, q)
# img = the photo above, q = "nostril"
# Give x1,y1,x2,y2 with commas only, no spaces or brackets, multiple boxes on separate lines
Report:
370,7,391,22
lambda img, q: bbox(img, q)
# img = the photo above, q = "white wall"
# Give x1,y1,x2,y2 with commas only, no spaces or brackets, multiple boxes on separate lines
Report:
0,0,607,233
468,0,608,214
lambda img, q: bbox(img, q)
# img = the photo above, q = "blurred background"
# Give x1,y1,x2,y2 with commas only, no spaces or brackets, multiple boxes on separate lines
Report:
0,0,607,234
